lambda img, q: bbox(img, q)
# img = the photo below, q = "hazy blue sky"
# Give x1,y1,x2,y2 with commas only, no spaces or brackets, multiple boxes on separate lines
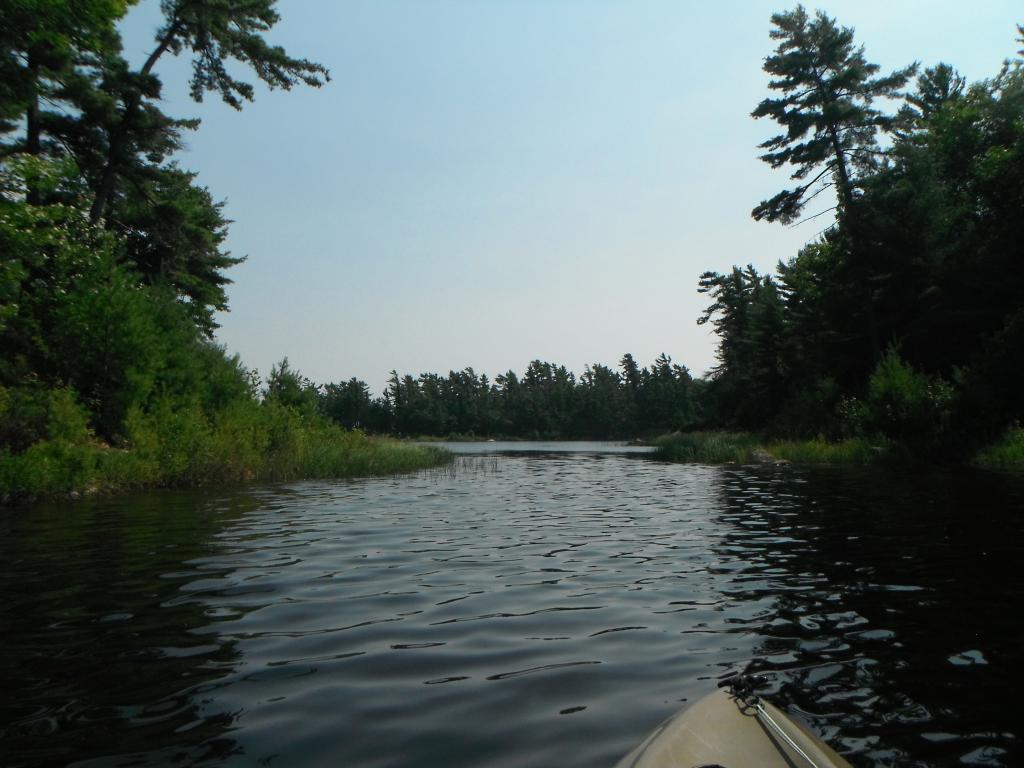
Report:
119,1,1021,394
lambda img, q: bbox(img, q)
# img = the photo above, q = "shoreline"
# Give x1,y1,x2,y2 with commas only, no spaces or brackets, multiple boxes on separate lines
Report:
651,430,1024,471
0,432,452,507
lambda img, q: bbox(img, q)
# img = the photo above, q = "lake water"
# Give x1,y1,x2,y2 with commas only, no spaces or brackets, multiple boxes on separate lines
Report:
2,442,1022,767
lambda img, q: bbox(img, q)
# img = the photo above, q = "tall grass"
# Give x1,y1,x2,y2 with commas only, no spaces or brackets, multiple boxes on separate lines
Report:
0,395,451,504
765,437,882,464
973,428,1024,471
652,432,760,463
653,431,884,465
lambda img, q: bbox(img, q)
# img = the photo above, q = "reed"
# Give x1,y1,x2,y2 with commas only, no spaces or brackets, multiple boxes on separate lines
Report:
652,432,760,463
973,428,1024,471
765,437,881,464
0,406,451,504
653,432,884,465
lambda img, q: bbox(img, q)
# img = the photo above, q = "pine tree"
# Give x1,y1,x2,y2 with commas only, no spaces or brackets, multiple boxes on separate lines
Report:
751,6,914,361
751,5,914,225
88,0,329,222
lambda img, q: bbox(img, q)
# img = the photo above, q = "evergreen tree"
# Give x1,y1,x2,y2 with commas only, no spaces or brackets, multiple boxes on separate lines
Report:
322,378,373,430
751,5,914,224
901,63,966,127
0,0,327,334
751,5,914,361
88,0,329,223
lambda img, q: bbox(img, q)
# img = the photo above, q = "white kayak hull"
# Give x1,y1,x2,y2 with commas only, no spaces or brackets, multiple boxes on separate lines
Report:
615,688,852,768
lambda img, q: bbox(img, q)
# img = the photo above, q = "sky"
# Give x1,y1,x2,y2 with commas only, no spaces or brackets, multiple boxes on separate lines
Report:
119,1,1022,395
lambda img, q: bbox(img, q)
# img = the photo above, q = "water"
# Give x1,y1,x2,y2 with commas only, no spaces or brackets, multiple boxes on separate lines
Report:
2,443,1022,767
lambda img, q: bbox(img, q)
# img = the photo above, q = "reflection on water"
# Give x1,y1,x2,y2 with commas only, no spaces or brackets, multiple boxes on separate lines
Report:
709,468,1024,767
0,491,259,766
424,439,657,454
1,449,1022,767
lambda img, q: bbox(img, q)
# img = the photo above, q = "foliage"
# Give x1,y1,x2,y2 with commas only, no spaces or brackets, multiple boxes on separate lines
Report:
1,394,450,504
653,431,882,466
653,432,760,464
765,437,881,465
973,428,1024,471
696,9,1024,464
1,0,327,327
265,358,320,418
1,348,449,503
324,354,699,440
769,377,842,439
751,5,914,224
0,15,449,504
863,350,954,452
321,378,376,430
698,266,788,428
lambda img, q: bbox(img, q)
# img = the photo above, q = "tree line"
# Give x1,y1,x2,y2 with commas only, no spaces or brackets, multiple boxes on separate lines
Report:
695,7,1024,459
268,354,700,439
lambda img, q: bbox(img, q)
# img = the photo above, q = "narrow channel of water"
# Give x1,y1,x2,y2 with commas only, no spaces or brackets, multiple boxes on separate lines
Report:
1,444,1022,767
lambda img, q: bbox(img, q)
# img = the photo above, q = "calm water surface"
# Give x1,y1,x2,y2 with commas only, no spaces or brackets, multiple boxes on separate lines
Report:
2,443,1022,767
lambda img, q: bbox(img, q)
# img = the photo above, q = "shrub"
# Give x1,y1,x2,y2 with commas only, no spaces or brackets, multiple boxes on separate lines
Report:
0,383,52,452
0,388,97,498
973,427,1024,470
770,377,841,439
864,350,954,455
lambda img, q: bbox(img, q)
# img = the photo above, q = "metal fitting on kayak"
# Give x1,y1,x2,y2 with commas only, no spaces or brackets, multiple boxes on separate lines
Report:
614,675,852,768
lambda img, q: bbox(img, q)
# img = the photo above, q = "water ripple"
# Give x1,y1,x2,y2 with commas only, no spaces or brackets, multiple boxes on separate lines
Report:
2,452,1023,767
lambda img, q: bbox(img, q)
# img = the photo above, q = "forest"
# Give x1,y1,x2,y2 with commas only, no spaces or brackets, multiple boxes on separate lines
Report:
692,8,1024,463
2,3,1024,502
0,0,446,502
309,354,699,439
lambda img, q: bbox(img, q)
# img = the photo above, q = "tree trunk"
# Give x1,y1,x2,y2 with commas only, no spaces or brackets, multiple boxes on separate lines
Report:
827,123,881,363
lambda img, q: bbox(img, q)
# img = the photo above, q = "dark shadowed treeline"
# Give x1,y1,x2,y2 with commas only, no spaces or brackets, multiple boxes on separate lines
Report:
694,8,1024,461
317,354,701,439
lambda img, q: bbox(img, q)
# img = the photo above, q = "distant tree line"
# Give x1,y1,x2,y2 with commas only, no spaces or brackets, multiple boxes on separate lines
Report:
696,7,1024,458
279,354,700,439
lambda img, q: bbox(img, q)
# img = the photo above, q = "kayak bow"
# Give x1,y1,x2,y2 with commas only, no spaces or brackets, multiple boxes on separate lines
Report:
614,675,852,768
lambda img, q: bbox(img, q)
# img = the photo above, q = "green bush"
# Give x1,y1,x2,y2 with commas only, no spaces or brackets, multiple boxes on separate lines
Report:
653,431,885,466
770,378,841,439
864,350,954,455
1,391,452,503
0,383,52,451
974,427,1024,470
0,387,98,498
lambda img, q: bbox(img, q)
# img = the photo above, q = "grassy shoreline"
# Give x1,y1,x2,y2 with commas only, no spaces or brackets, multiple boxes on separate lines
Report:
972,428,1024,471
9,424,1020,506
0,420,452,506
652,431,885,465
653,429,1024,470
